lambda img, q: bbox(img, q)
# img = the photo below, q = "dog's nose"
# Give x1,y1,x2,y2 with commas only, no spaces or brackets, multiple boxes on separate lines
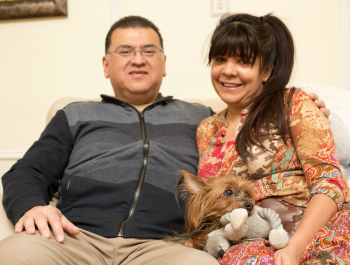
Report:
244,202,253,212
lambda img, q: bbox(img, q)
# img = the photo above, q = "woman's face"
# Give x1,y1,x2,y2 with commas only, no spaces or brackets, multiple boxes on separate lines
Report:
211,55,272,111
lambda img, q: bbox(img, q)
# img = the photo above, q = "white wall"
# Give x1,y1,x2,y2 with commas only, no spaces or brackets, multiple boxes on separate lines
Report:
0,0,112,185
119,0,342,100
1,0,349,188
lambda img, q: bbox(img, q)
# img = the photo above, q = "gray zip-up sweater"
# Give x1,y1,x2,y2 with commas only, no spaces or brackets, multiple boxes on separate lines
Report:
2,94,214,238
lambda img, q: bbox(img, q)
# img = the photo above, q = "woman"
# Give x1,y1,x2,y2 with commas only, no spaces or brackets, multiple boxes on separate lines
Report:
196,13,350,264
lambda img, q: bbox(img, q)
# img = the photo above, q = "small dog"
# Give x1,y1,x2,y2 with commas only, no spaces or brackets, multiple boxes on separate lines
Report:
165,170,255,250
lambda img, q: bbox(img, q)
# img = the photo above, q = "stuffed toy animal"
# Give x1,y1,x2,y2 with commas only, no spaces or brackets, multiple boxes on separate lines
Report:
204,206,289,258
164,171,289,258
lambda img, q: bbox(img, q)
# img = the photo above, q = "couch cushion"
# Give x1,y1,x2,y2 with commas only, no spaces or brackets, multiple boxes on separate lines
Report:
0,193,16,241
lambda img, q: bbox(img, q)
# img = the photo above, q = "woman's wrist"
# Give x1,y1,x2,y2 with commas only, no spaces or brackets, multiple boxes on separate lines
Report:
284,237,305,258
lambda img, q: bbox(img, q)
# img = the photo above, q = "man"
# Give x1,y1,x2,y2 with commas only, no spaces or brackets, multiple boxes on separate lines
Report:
0,16,329,264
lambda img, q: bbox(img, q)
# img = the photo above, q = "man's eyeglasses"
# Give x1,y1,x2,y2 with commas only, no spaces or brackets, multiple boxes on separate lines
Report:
107,47,163,60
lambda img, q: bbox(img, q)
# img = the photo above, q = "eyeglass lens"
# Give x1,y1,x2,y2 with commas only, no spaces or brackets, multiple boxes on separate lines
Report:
117,48,161,59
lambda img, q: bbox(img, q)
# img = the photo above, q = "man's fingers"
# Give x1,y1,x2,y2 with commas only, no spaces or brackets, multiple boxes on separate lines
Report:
308,93,318,101
34,212,51,239
22,215,36,235
61,216,80,235
316,99,326,109
308,93,331,120
46,205,65,243
14,219,24,234
320,107,331,119
15,205,77,243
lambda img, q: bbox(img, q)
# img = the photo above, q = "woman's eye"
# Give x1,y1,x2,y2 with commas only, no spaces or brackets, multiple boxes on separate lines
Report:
224,190,235,197
215,57,225,62
241,60,251,65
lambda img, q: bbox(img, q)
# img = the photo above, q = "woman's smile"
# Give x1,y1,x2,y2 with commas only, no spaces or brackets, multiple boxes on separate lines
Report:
221,82,243,89
211,55,271,110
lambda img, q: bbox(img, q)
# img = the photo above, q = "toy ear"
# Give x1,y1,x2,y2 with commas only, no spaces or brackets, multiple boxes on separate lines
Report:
180,170,205,195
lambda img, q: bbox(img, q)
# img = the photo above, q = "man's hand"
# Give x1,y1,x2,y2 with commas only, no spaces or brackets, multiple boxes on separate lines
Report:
308,93,331,121
15,205,80,243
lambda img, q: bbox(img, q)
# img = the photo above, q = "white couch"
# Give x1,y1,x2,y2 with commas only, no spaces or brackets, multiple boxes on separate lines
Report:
1,83,349,241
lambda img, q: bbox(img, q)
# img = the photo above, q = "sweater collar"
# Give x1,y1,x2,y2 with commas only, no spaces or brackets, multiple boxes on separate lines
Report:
100,93,173,108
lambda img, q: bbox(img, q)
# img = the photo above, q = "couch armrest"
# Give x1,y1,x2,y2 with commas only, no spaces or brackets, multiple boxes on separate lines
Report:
0,193,15,241
46,97,101,125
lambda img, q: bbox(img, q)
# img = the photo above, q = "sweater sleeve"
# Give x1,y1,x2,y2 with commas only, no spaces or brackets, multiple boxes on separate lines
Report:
1,110,74,224
289,90,350,210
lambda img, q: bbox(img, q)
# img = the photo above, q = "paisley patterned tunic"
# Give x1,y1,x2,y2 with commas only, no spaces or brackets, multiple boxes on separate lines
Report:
196,89,350,264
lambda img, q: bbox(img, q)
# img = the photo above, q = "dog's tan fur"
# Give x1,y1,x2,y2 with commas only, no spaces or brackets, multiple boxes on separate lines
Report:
166,171,255,250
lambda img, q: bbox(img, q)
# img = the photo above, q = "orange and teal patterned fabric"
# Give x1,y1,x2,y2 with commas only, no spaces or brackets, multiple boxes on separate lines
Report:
218,208,350,265
196,88,350,264
196,89,350,209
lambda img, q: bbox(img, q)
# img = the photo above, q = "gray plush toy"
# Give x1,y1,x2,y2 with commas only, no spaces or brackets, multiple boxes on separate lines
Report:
203,206,289,258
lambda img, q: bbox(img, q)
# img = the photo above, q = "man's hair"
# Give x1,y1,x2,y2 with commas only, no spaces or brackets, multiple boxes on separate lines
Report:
105,16,164,54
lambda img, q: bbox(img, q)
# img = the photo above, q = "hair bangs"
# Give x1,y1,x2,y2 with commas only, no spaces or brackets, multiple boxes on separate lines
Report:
208,22,262,66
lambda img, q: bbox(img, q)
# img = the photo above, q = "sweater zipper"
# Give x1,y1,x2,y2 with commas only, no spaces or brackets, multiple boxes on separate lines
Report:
117,110,149,237
116,98,171,237
66,175,74,207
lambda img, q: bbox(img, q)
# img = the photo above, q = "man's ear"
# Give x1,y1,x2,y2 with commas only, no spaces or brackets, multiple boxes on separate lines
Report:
262,65,273,82
103,56,110,79
180,170,205,195
163,54,167,77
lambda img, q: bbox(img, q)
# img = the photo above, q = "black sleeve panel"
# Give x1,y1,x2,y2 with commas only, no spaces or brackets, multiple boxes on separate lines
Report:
1,110,74,224
209,107,216,116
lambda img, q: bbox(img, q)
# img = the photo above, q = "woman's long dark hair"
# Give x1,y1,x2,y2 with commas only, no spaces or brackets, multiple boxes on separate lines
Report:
208,13,295,163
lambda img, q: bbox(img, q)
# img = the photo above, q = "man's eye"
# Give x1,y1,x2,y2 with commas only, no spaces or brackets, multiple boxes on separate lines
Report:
143,49,156,54
224,190,235,197
118,50,132,55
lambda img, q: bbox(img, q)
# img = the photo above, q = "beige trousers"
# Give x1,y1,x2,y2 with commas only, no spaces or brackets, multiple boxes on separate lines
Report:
0,229,219,265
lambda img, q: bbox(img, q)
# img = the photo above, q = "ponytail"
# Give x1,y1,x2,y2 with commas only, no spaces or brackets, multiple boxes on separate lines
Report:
208,13,296,164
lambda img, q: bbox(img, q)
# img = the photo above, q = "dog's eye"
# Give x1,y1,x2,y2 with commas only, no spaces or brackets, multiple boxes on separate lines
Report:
224,190,235,197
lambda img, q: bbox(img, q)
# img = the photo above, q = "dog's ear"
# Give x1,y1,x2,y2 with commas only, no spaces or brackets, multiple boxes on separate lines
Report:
180,170,205,195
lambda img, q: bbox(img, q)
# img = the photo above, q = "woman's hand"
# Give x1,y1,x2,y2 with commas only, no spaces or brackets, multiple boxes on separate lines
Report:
274,244,302,265
274,194,337,265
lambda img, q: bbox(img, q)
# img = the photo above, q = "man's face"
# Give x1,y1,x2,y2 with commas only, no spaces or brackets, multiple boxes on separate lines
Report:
103,27,166,105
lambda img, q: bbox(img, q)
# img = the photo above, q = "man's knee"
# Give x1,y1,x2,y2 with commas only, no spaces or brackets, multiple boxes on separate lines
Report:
0,230,106,265
0,232,51,264
183,252,219,264
171,246,220,265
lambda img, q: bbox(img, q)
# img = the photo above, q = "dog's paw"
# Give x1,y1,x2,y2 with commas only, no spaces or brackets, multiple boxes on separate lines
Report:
268,229,289,249
182,240,194,248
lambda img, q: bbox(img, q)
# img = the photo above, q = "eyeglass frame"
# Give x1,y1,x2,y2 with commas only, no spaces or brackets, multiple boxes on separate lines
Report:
106,45,164,60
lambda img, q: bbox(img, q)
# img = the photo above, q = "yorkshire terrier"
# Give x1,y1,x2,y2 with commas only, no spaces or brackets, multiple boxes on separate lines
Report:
165,170,255,250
